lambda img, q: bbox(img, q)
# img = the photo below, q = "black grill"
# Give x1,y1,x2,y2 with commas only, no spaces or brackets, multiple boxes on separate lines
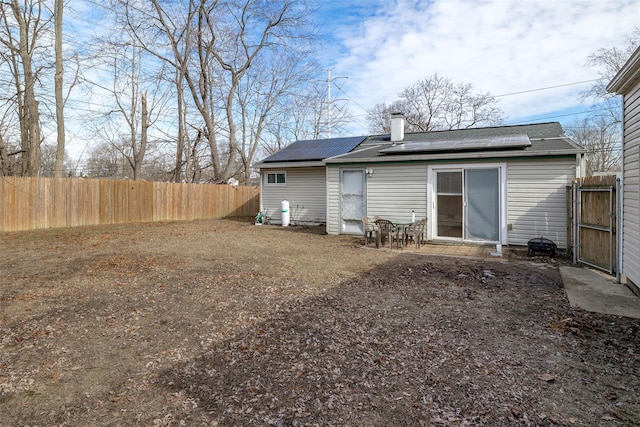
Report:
527,237,557,257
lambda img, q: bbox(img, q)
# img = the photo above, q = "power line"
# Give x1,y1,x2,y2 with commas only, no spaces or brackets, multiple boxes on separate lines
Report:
332,77,608,129
334,84,369,115
494,79,604,98
505,107,609,125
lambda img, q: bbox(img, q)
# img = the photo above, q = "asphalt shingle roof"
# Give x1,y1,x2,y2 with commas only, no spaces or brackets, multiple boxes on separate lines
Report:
254,122,583,167
327,122,582,163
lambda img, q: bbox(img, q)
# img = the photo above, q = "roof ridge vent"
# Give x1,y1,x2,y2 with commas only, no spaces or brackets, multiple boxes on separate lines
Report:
391,112,405,145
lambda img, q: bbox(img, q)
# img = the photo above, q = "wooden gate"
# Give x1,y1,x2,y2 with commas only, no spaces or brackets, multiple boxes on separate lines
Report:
572,176,619,274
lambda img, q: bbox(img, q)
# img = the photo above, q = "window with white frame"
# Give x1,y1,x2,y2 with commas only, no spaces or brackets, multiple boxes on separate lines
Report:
265,171,286,186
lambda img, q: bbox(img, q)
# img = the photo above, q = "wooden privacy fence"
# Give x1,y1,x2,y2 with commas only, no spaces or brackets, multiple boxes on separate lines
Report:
0,177,260,232
569,175,619,274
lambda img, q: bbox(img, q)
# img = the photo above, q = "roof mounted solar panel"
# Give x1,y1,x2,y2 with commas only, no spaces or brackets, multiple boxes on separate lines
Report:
379,134,531,154
260,136,366,162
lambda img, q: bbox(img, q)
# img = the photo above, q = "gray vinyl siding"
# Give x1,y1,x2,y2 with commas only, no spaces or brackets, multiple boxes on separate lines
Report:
326,164,427,235
365,165,428,221
326,167,340,234
507,159,575,249
622,83,640,286
327,160,576,245
260,167,326,224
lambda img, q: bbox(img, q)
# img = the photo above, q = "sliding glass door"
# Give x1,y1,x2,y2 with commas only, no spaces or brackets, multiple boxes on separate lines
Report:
465,168,499,241
433,166,502,243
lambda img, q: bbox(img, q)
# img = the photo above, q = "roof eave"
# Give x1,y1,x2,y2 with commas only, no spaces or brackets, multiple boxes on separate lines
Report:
607,47,640,95
325,149,583,164
254,160,325,169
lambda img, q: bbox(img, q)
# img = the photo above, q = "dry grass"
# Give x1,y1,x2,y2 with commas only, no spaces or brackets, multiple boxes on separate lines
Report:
1,219,638,426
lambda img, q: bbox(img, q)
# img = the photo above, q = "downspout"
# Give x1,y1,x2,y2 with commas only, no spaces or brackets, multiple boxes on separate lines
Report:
259,169,264,215
616,176,622,284
617,96,625,284
572,179,579,265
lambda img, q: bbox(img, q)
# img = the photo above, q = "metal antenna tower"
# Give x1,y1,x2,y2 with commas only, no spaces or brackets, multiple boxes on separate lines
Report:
325,67,347,138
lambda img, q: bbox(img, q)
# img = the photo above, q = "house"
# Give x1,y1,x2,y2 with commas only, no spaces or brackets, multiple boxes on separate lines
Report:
607,45,640,293
254,136,366,224
255,119,584,249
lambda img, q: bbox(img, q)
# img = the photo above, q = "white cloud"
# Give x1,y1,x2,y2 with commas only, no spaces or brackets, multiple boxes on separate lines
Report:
328,0,640,132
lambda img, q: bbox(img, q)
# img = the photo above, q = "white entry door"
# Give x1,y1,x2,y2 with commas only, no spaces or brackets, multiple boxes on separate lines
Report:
340,169,365,234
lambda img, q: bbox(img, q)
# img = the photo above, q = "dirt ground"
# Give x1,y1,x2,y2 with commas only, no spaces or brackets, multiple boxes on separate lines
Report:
1,219,639,426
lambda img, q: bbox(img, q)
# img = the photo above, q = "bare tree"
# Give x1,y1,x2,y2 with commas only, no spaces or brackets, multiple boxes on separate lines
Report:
40,140,72,176
197,0,310,182
139,0,314,183
261,77,352,158
0,0,50,176
84,1,170,182
83,140,127,178
579,27,640,175
568,117,620,175
583,27,640,105
233,51,322,183
0,102,21,175
367,74,503,134
0,137,12,175
89,43,142,179
366,101,404,135
0,131,20,176
90,0,317,183
103,0,205,183
131,0,195,183
267,90,325,151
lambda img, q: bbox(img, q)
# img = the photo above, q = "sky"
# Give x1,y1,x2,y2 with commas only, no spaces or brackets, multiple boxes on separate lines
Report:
57,0,639,163
311,0,640,135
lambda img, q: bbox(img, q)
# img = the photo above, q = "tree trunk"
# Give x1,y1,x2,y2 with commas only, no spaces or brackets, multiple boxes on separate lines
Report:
134,90,149,180
53,0,65,177
11,0,42,176
0,135,12,175
174,79,184,183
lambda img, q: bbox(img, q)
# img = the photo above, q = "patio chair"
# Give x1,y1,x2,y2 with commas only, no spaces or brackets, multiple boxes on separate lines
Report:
404,218,427,249
374,219,399,249
362,215,379,245
389,225,406,249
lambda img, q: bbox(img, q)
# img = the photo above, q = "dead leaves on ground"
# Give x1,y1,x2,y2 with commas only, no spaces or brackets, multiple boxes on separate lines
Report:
1,220,640,426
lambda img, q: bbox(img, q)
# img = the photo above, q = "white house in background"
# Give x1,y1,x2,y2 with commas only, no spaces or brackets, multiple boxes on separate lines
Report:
607,45,640,294
255,119,585,249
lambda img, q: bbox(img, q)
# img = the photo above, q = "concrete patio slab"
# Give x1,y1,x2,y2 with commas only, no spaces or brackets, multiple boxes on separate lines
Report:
363,239,640,319
560,266,640,319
